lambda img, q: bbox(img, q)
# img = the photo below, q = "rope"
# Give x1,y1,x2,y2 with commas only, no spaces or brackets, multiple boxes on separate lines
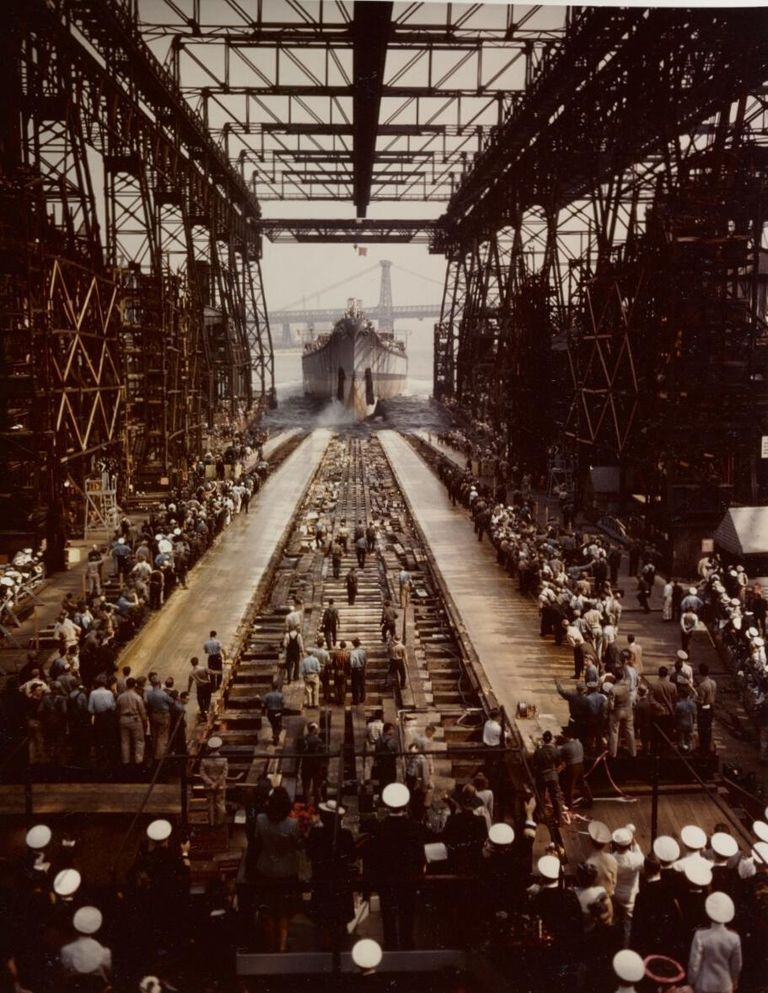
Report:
583,749,638,803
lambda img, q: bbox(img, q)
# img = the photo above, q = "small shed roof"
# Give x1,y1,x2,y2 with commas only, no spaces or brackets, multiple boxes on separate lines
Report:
713,507,768,557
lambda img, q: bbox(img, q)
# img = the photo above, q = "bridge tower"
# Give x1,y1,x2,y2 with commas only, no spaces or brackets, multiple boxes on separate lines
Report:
378,260,394,331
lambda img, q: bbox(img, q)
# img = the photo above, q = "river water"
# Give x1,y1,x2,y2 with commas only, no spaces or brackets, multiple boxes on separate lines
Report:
263,330,453,435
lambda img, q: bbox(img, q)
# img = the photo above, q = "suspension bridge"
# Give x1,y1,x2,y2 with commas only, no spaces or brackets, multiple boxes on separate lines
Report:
268,260,443,347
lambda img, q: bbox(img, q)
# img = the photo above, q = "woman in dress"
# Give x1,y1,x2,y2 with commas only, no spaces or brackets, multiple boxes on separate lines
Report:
253,786,303,951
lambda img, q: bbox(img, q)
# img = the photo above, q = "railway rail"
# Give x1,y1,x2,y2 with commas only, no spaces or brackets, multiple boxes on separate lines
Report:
190,433,518,834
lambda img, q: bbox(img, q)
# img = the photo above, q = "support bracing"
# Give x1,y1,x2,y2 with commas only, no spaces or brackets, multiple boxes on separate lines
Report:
0,0,273,562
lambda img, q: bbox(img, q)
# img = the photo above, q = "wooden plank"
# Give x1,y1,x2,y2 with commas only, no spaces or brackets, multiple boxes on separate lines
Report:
0,783,182,815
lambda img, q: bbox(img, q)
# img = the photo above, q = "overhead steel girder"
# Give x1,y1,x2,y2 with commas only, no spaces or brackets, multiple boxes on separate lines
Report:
435,7,768,252
352,1,393,217
64,0,260,227
139,1,566,47
259,219,436,244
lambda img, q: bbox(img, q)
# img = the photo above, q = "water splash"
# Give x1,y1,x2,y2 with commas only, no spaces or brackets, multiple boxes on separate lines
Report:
263,391,453,437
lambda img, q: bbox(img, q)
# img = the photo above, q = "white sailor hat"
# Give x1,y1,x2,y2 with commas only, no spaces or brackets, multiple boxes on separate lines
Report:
755,638,765,648
613,949,645,984
25,824,52,850
488,823,515,847
711,832,739,859
154,533,164,542
318,800,346,817
117,536,125,544
612,828,633,847
73,906,103,935
684,859,713,888
174,528,182,536
653,836,680,863
752,820,768,843
146,819,172,842
207,736,223,750
53,868,81,898
588,820,612,845
752,841,768,865
688,587,698,595
351,937,383,972
748,627,759,638
681,825,707,850
705,891,735,924
537,854,561,881
382,783,410,810
730,598,741,607
676,650,689,661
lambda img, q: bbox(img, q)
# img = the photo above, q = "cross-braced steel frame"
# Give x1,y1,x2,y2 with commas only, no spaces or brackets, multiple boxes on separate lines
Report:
138,1,568,216
0,0,274,565
434,7,768,545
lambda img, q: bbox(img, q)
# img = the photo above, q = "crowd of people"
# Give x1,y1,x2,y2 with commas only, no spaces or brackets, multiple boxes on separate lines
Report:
428,444,768,776
5,736,767,992
0,446,274,775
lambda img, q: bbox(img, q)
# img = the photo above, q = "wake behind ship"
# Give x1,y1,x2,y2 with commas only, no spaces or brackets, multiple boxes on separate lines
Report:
302,299,408,418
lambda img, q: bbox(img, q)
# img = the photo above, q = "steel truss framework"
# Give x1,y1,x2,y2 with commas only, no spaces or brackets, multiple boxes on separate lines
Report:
434,6,768,539
0,0,274,565
138,1,568,212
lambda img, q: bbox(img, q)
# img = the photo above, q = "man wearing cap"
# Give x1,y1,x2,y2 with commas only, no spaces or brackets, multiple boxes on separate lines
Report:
688,893,742,993
676,824,710,873
587,821,618,898
479,822,521,916
682,587,704,616
529,854,583,984
681,606,700,652
111,535,131,581
60,907,112,983
680,858,714,947
612,826,644,941
631,854,685,957
200,736,229,826
709,833,740,898
365,783,425,950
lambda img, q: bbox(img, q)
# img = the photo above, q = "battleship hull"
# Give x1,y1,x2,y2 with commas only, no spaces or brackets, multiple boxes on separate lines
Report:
302,317,408,418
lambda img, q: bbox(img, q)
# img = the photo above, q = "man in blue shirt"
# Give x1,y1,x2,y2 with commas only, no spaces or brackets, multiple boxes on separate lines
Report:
204,630,224,689
263,681,284,746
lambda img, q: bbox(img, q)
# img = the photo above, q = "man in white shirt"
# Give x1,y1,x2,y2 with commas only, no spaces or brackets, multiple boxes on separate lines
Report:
60,906,112,983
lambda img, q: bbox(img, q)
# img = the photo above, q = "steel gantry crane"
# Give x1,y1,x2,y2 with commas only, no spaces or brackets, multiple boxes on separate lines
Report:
0,0,275,567
433,5,768,570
